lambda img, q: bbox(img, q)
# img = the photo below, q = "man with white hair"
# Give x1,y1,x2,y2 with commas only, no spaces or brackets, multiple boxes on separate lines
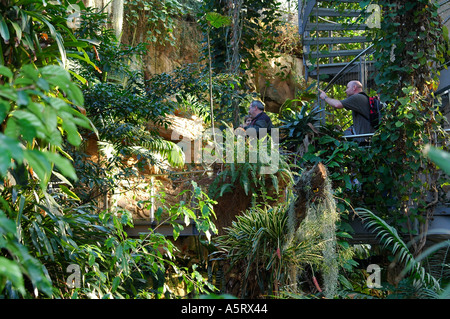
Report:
244,100,273,138
319,80,374,142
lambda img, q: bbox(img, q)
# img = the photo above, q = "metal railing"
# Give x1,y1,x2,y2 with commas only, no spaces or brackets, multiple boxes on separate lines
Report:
343,128,450,142
321,43,375,93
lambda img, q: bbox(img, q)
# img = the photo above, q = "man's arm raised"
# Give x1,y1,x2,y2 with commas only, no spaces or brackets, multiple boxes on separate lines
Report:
318,89,344,109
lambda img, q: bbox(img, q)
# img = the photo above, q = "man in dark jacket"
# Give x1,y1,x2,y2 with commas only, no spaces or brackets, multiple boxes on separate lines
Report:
244,100,273,138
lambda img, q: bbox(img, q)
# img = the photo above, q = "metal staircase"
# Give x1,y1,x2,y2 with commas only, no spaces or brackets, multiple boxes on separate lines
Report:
297,1,450,243
299,0,376,90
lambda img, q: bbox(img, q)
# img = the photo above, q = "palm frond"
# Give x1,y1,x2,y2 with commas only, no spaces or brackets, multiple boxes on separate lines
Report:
439,283,450,299
134,136,185,168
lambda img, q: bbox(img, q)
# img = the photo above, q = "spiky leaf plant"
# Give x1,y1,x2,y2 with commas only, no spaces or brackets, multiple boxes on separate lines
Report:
216,202,324,298
279,100,323,152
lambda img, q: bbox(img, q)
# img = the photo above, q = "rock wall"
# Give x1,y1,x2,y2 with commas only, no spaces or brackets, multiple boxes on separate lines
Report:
251,52,304,113
82,0,304,112
135,19,203,77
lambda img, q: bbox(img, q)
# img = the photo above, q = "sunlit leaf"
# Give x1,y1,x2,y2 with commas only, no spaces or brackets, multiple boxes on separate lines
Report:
205,12,231,28
24,149,52,188
9,20,22,41
45,152,77,181
59,184,80,200
0,66,13,79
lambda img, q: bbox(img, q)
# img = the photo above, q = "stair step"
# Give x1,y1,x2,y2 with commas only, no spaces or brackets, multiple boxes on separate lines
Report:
315,8,363,18
303,36,369,46
299,0,366,34
304,22,368,32
307,49,366,59
299,0,376,84
306,61,375,78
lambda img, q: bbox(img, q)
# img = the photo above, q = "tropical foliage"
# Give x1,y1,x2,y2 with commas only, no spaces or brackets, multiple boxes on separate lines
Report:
215,203,324,298
0,0,449,301
0,0,214,299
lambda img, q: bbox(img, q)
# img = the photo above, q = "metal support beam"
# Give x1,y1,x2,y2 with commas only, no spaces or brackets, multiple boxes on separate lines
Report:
299,0,316,35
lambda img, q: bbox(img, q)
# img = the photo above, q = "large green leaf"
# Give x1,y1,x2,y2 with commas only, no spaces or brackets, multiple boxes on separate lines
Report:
45,152,77,181
0,257,25,295
205,12,231,28
356,207,441,291
424,145,450,175
0,66,13,79
0,15,10,44
40,65,71,86
9,19,22,41
58,184,80,201
0,100,10,122
0,134,24,176
61,117,81,146
24,149,52,188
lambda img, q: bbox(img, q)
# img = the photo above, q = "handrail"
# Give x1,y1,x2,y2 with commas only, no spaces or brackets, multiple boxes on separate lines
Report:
343,128,450,140
342,132,375,139
322,43,375,93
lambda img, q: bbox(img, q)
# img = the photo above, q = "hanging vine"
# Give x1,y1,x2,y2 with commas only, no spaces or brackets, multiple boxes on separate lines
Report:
226,0,243,74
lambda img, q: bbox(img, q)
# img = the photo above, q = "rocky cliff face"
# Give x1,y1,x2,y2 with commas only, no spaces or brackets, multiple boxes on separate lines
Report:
137,19,203,78
134,21,304,114
82,0,304,112
251,52,304,113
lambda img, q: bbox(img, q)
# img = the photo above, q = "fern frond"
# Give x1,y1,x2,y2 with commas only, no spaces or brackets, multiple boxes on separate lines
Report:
356,208,442,292
100,122,185,168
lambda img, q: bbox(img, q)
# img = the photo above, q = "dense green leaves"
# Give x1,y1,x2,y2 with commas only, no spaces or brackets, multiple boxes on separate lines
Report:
338,1,450,246
279,100,323,152
124,0,181,47
0,64,92,188
0,209,53,298
369,0,447,100
0,1,224,299
208,126,294,201
0,0,88,69
199,0,282,74
0,0,446,300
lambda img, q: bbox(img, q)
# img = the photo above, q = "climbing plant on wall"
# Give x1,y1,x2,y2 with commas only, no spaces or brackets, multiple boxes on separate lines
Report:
360,0,449,255
124,0,182,47
198,0,283,128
